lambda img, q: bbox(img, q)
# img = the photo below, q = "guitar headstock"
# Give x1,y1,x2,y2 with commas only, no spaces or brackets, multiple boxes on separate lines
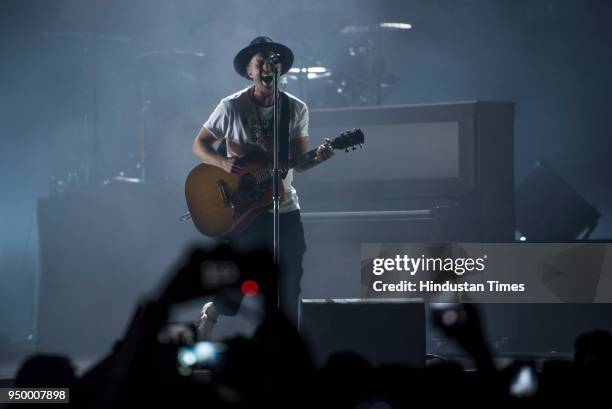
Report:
330,128,365,152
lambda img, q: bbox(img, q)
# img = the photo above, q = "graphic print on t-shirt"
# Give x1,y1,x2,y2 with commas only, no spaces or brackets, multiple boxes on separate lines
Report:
248,105,274,149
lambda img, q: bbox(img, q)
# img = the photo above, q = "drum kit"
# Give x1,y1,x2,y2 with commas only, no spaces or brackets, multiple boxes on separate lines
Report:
52,21,410,188
281,22,407,108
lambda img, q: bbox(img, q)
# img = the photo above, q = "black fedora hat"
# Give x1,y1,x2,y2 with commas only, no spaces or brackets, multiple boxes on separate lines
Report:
233,36,294,78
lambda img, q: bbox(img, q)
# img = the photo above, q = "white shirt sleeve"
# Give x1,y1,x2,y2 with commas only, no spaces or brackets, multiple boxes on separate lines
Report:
291,103,309,139
203,100,230,140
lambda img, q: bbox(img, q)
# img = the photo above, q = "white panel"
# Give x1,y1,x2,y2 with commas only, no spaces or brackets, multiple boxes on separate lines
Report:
303,121,460,182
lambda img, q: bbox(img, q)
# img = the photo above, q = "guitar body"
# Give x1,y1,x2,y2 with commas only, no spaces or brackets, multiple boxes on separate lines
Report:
185,161,285,238
185,128,364,238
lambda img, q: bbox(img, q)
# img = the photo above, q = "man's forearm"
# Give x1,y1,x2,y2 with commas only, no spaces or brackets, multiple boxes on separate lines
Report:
294,141,334,172
293,155,322,172
193,137,226,168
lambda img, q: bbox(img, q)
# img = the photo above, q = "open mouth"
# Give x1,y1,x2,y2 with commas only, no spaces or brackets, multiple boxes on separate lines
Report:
261,73,273,84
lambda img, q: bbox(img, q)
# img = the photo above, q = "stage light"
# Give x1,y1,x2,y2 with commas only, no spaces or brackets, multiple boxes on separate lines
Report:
288,66,331,80
307,66,327,73
340,22,412,35
379,22,412,30
289,66,328,73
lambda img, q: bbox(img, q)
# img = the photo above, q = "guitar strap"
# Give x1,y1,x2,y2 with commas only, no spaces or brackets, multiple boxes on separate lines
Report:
279,91,291,167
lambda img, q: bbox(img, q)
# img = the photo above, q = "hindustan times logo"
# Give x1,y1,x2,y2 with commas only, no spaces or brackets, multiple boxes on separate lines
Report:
372,254,488,276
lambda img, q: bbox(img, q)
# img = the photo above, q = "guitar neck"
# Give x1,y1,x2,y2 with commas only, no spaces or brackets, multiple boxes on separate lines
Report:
262,129,362,175
245,148,319,187
287,148,320,170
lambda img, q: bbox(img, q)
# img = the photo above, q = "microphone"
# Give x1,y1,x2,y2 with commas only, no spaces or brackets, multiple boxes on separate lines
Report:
264,52,281,68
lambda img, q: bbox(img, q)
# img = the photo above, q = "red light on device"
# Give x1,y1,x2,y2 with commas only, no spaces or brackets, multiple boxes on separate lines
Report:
241,280,259,297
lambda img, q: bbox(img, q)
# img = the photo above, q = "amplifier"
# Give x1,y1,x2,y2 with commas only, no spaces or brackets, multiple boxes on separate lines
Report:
299,298,425,368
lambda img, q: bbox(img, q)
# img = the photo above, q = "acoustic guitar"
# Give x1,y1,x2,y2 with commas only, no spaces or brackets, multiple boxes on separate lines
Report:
185,129,365,238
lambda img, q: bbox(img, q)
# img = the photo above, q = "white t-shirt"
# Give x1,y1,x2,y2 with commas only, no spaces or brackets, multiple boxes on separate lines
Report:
203,87,309,213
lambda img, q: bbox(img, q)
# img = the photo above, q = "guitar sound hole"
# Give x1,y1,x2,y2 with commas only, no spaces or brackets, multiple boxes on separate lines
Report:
232,173,266,215
238,173,257,192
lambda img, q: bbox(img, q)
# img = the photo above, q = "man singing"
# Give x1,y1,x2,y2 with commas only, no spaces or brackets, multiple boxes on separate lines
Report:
192,36,333,329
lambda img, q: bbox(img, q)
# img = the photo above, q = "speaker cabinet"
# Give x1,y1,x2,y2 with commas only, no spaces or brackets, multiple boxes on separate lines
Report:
300,299,425,368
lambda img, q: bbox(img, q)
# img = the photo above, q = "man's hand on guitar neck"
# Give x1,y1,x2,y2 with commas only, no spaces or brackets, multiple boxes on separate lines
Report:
293,136,335,172
315,138,335,162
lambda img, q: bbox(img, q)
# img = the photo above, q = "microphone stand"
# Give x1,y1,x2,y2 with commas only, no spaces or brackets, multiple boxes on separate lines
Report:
271,60,281,311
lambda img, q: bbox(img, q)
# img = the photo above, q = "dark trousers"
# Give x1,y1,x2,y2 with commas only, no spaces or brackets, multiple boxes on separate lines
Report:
229,210,306,327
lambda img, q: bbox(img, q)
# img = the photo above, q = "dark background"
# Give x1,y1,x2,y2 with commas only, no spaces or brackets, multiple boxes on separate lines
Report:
1,0,611,357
